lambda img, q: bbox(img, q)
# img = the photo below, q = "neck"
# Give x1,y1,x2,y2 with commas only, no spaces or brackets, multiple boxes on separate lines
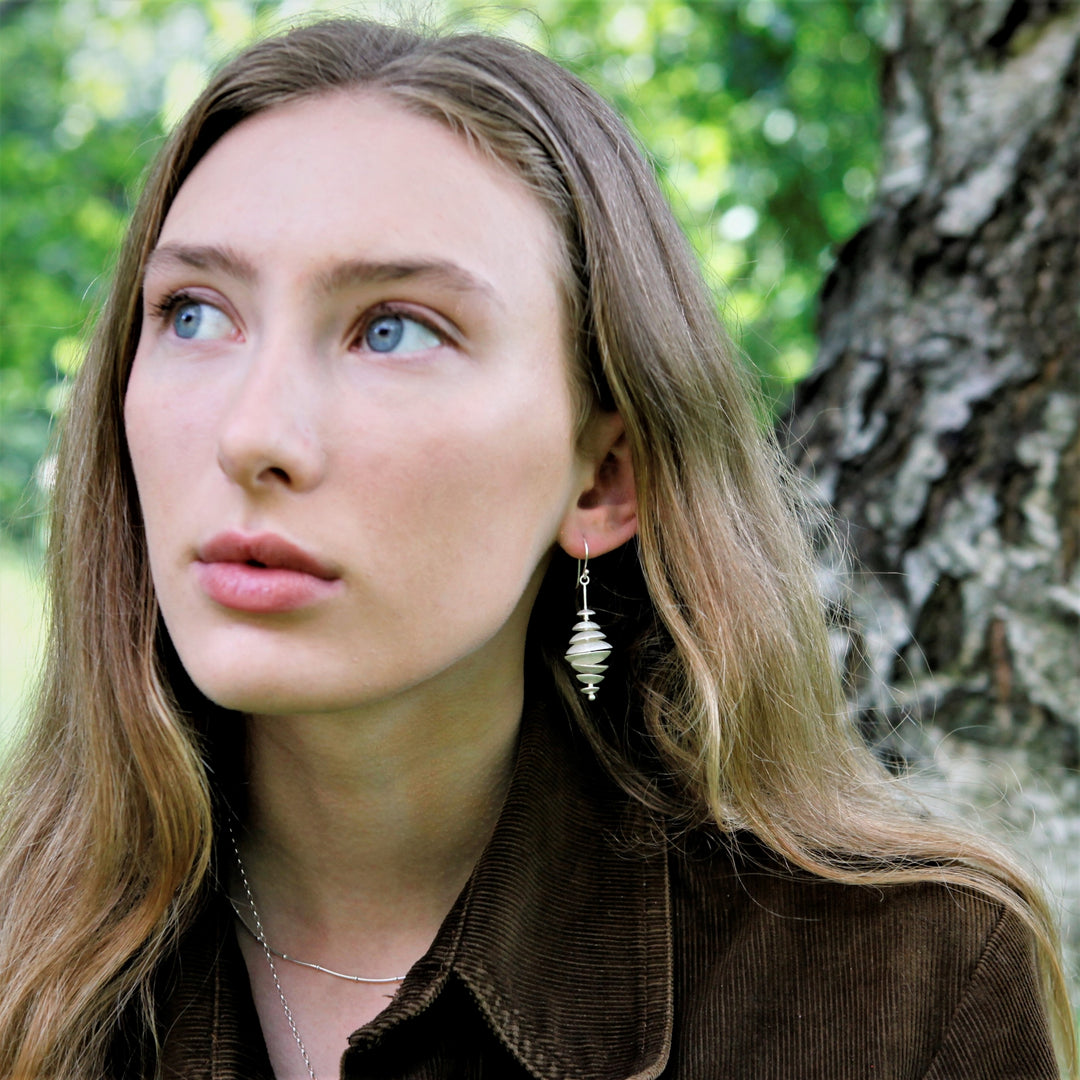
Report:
235,669,523,964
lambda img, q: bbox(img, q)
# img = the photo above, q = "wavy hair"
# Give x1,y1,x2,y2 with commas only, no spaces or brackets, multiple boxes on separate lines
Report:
0,18,1073,1077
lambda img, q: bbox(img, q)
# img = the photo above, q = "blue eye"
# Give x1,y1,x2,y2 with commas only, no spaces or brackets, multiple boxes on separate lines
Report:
364,314,441,354
170,300,234,341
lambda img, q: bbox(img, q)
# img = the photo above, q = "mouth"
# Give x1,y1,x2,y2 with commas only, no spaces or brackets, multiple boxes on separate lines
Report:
194,531,342,613
198,531,339,579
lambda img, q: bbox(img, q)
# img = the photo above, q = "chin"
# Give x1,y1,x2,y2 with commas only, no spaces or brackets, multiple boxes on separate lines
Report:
173,648,329,714
178,651,422,717
187,670,305,715
197,680,383,717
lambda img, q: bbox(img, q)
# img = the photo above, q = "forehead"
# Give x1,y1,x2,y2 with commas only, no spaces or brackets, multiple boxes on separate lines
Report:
158,90,563,305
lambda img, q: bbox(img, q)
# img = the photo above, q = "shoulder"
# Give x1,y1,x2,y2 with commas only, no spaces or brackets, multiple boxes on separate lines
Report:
663,832,1056,1079
669,831,1004,967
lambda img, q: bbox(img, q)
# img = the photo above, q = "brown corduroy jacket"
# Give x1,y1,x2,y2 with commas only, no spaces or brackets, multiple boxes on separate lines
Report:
150,703,1057,1079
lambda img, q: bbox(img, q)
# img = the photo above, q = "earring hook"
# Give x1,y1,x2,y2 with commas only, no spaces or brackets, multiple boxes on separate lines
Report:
577,537,591,607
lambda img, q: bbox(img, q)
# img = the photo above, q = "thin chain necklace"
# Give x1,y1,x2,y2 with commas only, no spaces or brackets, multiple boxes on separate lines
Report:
228,897,408,984
226,822,407,1080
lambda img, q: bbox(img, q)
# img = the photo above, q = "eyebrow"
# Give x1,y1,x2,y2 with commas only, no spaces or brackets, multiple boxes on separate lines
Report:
144,243,502,309
144,243,258,284
314,258,502,309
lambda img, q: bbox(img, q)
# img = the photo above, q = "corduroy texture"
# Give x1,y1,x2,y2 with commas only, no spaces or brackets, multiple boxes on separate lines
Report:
146,703,1056,1080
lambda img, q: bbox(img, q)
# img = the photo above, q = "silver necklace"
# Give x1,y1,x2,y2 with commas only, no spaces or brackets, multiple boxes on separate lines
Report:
228,896,408,984
226,823,407,1080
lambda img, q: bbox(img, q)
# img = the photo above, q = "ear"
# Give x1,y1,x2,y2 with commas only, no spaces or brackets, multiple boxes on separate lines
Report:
558,411,638,560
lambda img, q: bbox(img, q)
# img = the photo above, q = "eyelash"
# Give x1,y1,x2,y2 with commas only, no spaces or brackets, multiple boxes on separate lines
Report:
350,303,448,351
148,289,202,323
147,291,450,349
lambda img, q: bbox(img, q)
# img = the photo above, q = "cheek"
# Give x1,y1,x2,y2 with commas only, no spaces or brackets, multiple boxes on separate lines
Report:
357,386,574,510
331,381,578,604
124,359,218,555
125,366,168,523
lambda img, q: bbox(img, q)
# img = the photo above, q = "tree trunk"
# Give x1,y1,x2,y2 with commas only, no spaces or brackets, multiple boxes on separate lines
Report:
783,0,1080,969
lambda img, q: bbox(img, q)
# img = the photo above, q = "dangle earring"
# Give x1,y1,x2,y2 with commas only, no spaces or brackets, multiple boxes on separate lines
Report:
564,540,612,701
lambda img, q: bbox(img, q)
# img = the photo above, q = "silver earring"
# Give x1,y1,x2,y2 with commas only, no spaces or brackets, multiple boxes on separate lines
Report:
564,540,611,701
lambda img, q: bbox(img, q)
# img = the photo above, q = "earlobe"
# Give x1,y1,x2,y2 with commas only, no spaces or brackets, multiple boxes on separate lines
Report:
559,414,638,560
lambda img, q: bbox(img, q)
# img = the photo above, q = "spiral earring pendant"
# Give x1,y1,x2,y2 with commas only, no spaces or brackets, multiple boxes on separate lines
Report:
564,542,611,701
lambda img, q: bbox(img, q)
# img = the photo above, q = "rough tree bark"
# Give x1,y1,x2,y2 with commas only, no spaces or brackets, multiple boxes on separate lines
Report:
783,0,1080,969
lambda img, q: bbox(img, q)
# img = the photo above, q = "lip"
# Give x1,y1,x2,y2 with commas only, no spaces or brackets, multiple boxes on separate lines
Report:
194,531,342,613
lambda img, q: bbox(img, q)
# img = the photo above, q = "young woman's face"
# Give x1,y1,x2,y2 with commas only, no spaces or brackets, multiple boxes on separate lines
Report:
124,92,596,716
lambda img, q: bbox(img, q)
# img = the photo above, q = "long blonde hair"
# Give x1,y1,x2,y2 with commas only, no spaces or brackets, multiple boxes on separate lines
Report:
1,19,1073,1078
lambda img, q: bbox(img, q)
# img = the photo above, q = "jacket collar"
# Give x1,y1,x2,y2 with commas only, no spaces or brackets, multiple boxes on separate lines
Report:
445,698,673,1080
160,696,673,1080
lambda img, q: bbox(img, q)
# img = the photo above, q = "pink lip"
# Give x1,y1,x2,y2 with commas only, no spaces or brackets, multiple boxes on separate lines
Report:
194,531,342,613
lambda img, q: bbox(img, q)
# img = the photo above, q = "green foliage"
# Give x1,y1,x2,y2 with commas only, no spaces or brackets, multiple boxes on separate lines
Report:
0,0,887,543
528,0,887,398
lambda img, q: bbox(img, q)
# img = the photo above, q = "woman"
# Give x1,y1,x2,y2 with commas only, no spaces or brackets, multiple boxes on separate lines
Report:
0,18,1072,1080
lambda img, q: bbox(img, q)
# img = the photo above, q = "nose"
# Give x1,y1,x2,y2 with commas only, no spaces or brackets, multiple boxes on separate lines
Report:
216,344,326,493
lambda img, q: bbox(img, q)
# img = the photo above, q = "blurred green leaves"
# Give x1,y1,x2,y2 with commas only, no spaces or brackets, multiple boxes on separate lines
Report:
546,0,887,391
0,0,888,543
